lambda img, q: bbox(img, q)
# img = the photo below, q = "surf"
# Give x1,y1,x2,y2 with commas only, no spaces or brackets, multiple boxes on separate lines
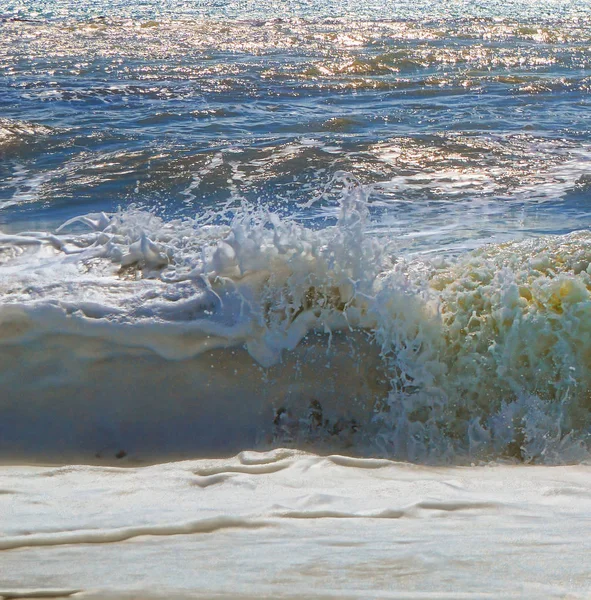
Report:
0,175,590,464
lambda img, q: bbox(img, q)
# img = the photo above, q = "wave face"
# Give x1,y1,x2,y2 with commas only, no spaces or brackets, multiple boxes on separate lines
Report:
1,180,591,464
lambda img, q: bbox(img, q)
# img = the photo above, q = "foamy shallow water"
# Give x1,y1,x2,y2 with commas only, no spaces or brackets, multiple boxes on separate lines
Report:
2,449,590,598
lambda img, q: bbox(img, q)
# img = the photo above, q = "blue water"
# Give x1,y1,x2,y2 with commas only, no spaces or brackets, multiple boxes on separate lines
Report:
1,0,590,253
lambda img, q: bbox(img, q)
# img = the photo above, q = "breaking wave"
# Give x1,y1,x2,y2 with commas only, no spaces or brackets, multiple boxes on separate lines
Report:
1,175,591,464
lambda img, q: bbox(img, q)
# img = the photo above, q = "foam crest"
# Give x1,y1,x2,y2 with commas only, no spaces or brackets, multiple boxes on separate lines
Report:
372,234,591,462
0,175,381,365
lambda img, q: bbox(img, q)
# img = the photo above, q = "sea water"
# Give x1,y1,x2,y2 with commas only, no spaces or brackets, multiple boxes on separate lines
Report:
1,0,591,596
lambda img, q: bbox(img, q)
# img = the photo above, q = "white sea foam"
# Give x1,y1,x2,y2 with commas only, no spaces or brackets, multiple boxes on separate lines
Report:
1,450,591,598
1,176,591,463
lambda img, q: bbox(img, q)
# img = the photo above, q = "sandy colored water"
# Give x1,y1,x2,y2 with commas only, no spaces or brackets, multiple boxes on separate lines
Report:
1,449,589,599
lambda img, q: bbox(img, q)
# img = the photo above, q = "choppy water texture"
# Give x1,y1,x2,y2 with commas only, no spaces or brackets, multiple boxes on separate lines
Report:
1,0,591,463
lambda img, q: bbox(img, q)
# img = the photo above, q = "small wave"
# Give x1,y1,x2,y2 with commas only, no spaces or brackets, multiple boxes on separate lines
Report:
0,119,54,153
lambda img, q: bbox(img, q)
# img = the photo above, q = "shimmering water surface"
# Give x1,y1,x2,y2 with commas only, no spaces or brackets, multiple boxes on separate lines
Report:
2,0,591,253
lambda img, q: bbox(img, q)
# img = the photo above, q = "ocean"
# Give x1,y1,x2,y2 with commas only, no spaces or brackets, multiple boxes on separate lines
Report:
1,0,591,596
